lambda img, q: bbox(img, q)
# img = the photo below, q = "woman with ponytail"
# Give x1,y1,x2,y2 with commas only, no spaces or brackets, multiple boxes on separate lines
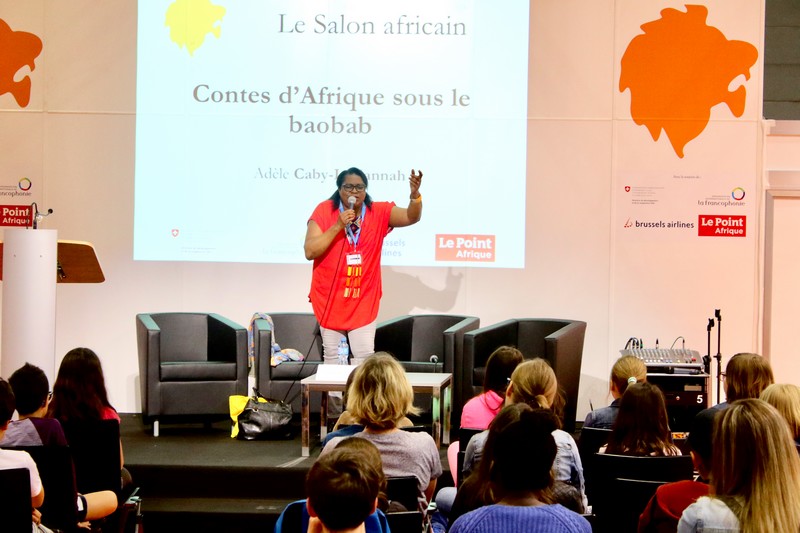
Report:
463,359,587,511
604,381,680,456
584,355,646,429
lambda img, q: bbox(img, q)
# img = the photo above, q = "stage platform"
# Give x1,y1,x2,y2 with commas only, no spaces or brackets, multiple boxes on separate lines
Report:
121,413,452,532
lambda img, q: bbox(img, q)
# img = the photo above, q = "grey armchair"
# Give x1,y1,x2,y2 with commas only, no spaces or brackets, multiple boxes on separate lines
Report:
462,318,586,433
375,314,480,427
254,313,324,414
136,312,248,436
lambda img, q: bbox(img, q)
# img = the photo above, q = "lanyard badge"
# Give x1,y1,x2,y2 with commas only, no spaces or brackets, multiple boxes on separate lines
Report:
340,202,365,298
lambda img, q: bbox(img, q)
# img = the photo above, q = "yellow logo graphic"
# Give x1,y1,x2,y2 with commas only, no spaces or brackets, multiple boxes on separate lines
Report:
620,5,758,158
165,0,226,56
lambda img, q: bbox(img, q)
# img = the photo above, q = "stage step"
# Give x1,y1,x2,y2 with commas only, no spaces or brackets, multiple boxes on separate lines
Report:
141,497,295,532
121,414,452,532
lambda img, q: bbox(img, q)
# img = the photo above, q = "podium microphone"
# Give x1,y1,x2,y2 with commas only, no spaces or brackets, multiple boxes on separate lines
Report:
30,202,54,229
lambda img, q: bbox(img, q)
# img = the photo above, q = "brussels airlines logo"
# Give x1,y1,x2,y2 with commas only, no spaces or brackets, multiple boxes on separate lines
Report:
619,5,758,158
0,19,43,107
165,0,226,56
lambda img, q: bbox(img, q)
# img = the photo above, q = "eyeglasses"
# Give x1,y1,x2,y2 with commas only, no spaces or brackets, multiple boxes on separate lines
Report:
342,184,366,192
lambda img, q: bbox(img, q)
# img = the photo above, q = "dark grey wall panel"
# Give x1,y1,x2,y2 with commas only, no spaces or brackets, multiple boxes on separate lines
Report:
765,0,800,119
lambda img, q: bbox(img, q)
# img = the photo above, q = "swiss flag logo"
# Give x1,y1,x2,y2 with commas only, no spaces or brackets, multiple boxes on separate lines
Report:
171,229,179,237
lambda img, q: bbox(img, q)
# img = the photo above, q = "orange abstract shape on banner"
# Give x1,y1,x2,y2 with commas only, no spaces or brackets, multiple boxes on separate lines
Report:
619,5,758,158
0,19,43,107
165,0,226,56
435,234,495,262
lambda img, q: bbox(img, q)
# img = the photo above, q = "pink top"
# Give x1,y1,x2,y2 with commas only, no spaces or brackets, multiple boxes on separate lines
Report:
461,390,505,429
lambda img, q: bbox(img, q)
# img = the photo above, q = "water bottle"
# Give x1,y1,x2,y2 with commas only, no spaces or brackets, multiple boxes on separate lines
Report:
337,337,349,365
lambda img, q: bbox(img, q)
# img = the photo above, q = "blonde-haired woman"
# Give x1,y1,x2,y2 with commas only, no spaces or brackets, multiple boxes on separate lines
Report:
678,399,800,533
761,383,800,444
464,358,587,510
321,352,442,512
584,355,646,429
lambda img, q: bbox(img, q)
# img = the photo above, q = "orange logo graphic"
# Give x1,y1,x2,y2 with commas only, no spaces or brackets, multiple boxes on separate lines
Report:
0,19,43,107
619,5,758,158
435,234,495,262
165,0,226,56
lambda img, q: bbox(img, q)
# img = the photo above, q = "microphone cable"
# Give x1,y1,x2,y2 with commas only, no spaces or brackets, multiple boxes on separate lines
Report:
281,207,351,406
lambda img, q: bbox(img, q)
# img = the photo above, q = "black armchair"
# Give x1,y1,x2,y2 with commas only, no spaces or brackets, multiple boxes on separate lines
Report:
254,313,324,414
461,318,586,433
136,312,248,435
375,314,479,425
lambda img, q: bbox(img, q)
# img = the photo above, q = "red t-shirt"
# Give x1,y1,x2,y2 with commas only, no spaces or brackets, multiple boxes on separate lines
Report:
638,479,709,532
101,406,121,422
308,199,394,330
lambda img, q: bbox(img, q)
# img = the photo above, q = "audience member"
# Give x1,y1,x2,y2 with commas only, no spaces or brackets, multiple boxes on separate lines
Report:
0,363,66,447
463,358,587,509
274,437,389,533
445,346,523,487
760,383,800,444
0,378,51,532
604,382,680,456
461,346,523,429
639,407,718,532
715,352,773,409
449,404,530,526
447,404,584,529
678,399,800,532
321,353,442,513
449,406,591,533
323,369,412,448
48,348,120,424
2,363,117,525
48,347,130,497
583,355,646,429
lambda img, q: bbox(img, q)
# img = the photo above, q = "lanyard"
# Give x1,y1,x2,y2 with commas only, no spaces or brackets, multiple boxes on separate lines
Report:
339,201,366,248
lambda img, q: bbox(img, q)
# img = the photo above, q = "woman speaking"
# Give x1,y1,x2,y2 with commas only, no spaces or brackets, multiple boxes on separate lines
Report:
304,167,423,366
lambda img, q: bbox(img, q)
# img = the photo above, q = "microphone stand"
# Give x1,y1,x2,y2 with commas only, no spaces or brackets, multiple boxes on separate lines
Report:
704,318,713,377
715,309,723,404
30,202,54,229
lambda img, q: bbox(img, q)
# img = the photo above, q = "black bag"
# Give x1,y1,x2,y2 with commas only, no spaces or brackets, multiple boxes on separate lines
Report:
236,388,293,440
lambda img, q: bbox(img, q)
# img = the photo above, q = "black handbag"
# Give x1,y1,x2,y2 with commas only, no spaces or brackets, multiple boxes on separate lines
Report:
236,388,293,440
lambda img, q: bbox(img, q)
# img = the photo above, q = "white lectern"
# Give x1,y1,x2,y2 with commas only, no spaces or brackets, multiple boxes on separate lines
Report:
0,229,104,382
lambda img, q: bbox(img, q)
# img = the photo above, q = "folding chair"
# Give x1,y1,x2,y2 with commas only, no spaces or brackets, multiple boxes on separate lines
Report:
0,467,33,532
4,445,78,532
577,427,611,500
61,419,142,533
456,427,484,487
386,476,424,533
589,453,693,533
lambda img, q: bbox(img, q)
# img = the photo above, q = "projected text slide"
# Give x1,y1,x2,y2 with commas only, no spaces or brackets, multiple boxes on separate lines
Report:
134,0,529,267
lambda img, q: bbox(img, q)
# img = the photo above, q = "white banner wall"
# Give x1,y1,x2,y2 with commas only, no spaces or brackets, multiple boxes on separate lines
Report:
0,0,767,418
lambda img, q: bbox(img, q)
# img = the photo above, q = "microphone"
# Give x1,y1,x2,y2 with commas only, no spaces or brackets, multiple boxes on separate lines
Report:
429,355,439,364
344,196,357,236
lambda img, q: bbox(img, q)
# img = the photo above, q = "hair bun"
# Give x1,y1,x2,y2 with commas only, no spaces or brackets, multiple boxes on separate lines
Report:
627,376,638,385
